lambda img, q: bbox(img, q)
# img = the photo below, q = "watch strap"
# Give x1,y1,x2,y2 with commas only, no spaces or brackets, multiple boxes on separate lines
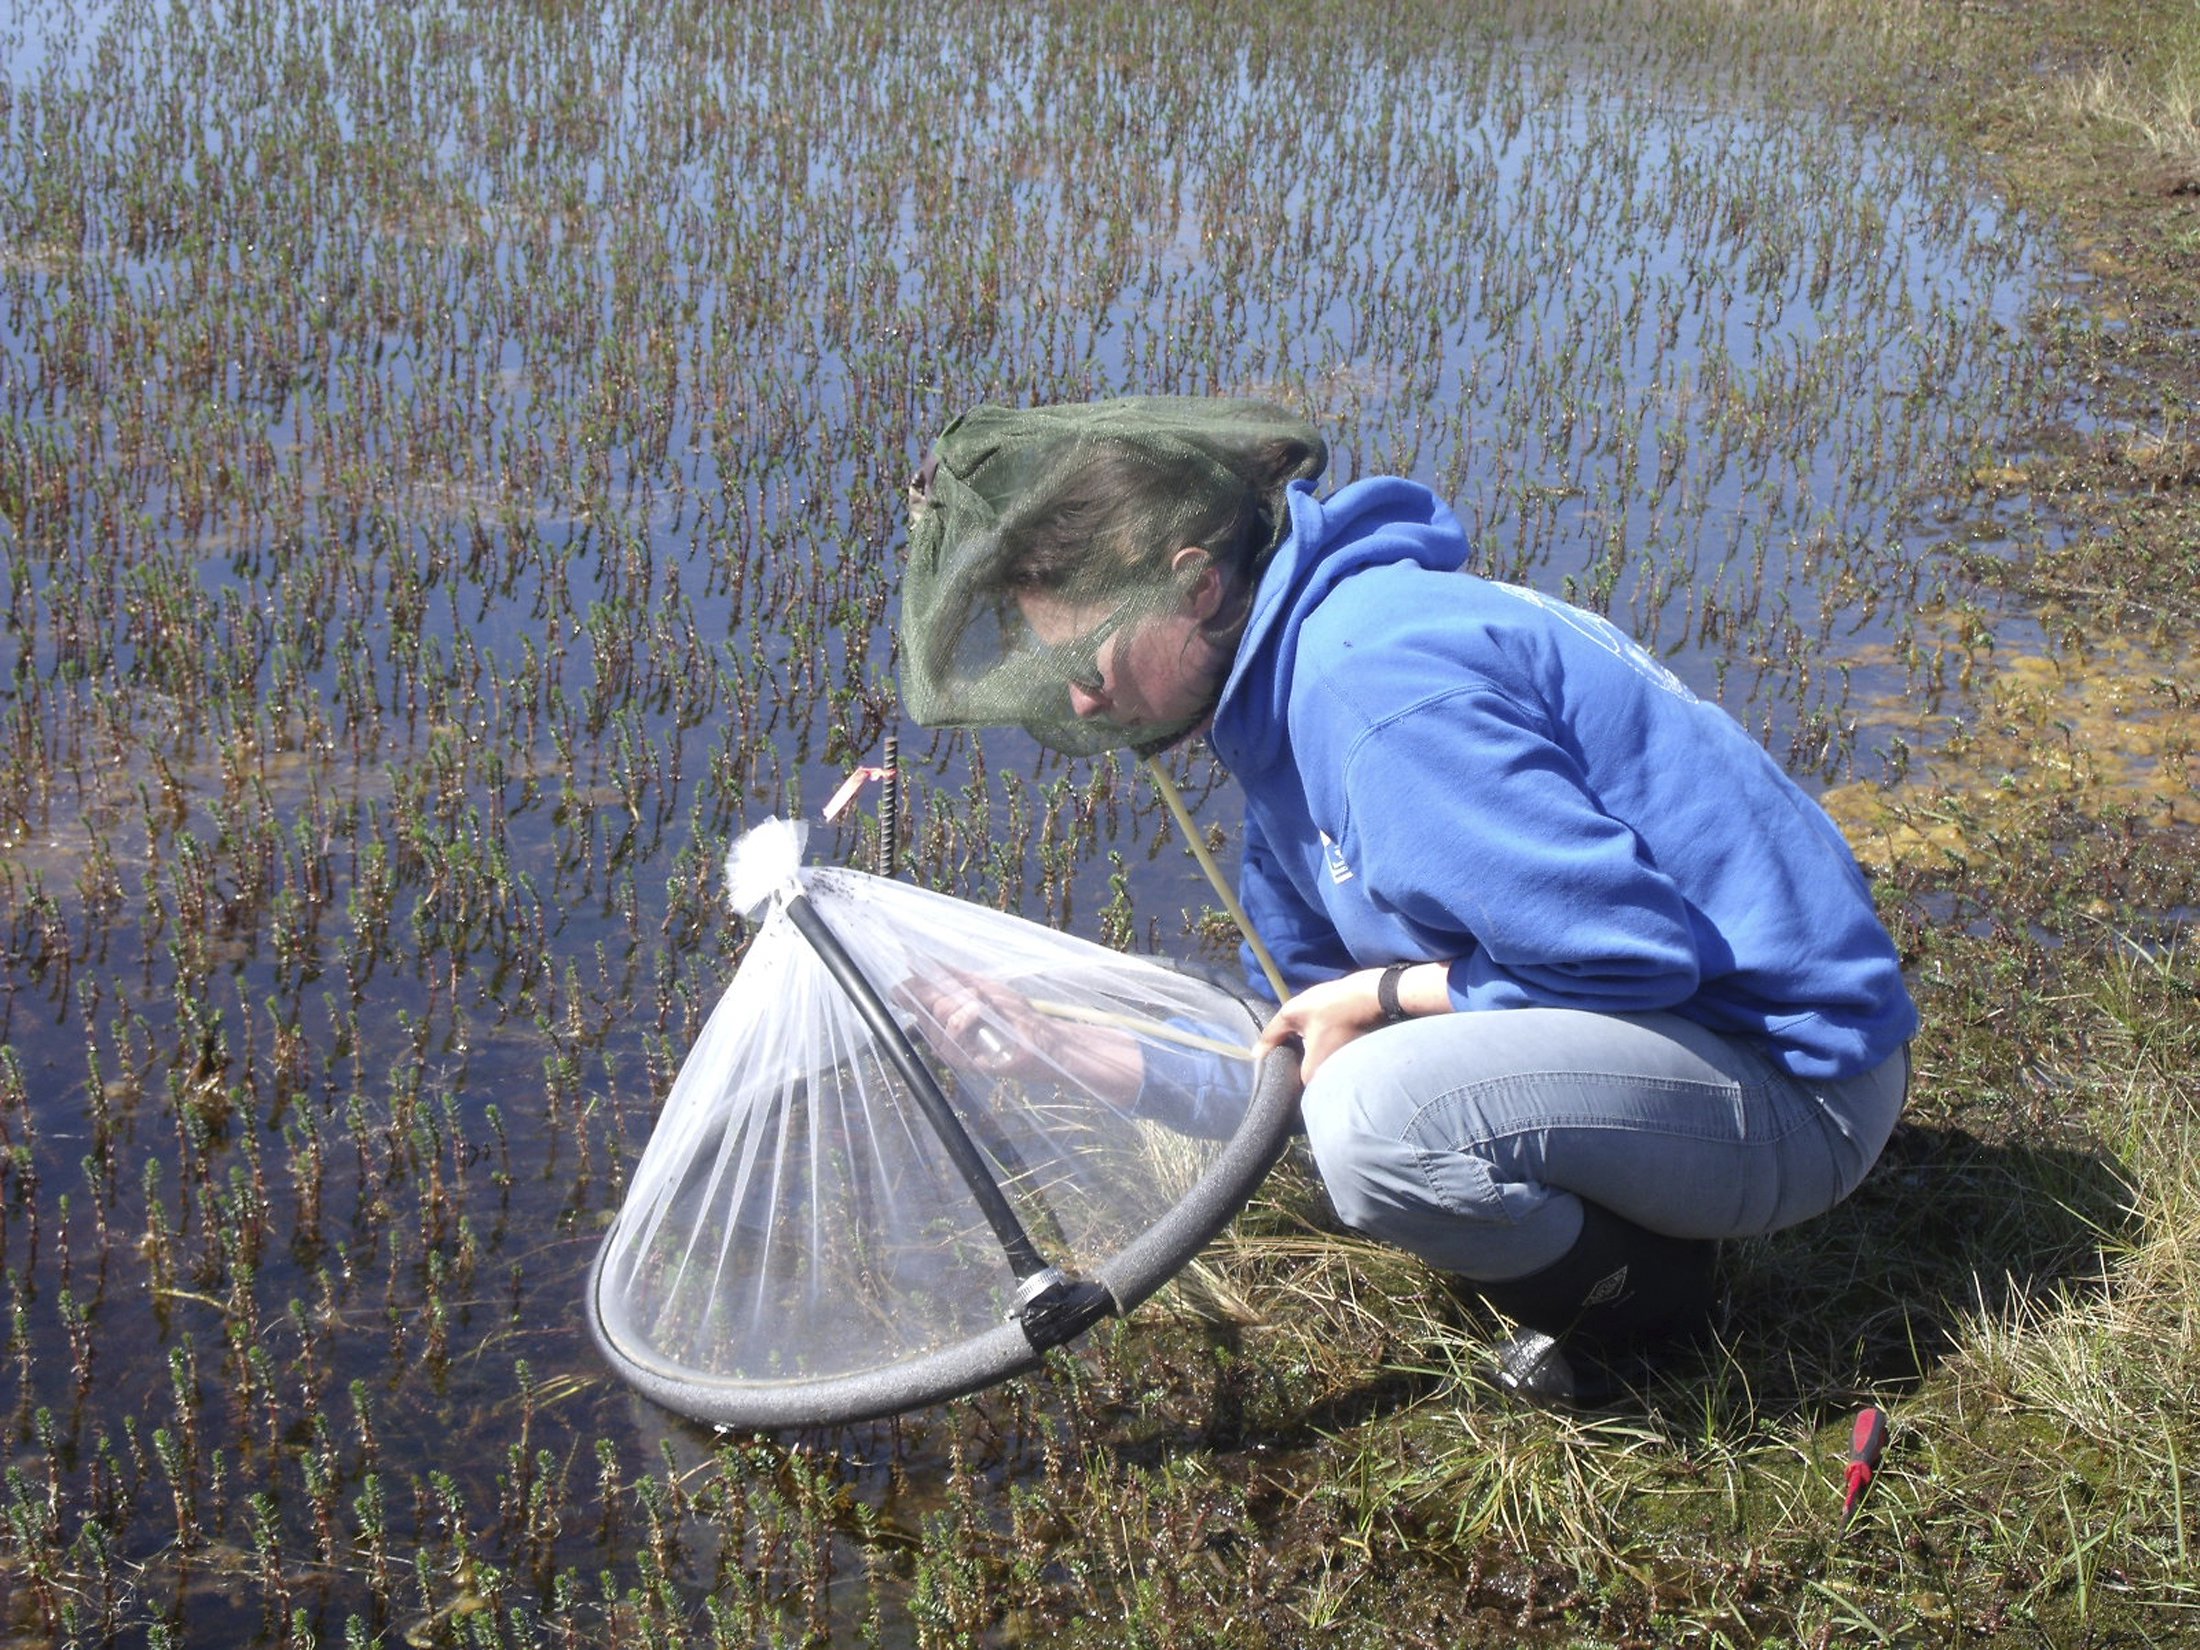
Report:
1377,962,1411,1023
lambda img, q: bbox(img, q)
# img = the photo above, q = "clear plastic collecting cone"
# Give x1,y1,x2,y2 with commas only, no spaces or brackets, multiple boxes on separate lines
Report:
588,821,1302,1428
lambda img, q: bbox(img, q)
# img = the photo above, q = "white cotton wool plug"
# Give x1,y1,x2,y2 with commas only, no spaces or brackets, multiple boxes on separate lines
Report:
723,817,809,919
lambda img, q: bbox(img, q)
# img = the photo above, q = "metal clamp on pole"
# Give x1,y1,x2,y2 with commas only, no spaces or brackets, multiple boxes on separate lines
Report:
1011,1267,1115,1350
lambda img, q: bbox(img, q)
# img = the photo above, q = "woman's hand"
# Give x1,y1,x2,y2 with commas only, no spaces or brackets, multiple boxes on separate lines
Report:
899,967,1150,1104
900,967,1062,1081
1254,961,1450,1082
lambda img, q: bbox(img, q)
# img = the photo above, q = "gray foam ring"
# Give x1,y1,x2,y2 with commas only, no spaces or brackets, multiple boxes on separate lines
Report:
585,1045,1304,1430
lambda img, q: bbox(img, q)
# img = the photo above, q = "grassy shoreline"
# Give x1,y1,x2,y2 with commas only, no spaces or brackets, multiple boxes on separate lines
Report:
1265,4,2200,1642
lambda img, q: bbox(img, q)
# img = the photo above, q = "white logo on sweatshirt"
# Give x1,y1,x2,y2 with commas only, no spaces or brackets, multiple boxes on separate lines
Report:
1320,831,1354,884
1492,584,1698,703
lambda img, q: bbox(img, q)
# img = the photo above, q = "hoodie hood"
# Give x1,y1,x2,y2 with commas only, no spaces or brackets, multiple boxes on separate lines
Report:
1212,477,1472,773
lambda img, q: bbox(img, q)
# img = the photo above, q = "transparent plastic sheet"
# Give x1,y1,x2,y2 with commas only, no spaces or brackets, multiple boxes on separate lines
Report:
589,823,1303,1427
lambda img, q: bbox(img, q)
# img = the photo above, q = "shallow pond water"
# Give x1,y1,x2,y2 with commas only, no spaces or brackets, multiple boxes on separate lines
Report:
0,0,2073,1642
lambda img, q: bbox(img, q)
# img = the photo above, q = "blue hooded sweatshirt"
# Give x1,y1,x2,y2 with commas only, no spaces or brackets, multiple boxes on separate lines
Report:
1205,477,1917,1081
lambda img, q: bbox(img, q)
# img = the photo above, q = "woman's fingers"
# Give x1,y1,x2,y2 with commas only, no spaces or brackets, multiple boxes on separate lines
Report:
1254,970,1392,1079
911,966,1058,1077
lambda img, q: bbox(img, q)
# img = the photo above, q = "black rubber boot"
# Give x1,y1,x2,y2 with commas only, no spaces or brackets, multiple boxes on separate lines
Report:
1464,1201,1718,1406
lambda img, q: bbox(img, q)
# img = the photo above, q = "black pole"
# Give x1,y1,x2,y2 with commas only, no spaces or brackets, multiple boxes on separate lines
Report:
782,893,1052,1281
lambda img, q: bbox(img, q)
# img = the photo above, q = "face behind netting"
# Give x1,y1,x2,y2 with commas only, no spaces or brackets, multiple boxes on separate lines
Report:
1014,552,1235,742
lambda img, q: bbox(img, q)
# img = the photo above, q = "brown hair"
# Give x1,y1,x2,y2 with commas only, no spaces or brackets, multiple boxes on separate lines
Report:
1000,432,1318,648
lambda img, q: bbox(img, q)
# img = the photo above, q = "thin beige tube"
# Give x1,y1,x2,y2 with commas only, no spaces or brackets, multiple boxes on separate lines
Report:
1027,998,1256,1059
1142,757,1290,1004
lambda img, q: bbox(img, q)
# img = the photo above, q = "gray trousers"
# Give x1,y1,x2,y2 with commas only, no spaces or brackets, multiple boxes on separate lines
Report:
1298,1007,1910,1282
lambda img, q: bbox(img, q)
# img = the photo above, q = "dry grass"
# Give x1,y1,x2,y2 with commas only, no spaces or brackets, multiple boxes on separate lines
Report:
2047,53,2200,185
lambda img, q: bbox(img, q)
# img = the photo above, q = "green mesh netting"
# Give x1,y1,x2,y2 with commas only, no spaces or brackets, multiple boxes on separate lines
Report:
899,397,1326,756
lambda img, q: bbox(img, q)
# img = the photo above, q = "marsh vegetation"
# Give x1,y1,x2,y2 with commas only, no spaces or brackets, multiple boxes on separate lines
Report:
2,0,2196,1643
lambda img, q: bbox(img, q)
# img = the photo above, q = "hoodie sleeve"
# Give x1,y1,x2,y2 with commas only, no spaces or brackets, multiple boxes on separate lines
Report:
1237,806,1357,1004
1333,685,1706,1014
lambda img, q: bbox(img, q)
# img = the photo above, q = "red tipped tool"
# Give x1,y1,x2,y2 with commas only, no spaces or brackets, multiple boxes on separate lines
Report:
1840,1406,1888,1529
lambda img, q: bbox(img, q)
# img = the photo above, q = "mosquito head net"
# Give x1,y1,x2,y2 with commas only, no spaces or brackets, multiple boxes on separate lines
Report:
899,397,1327,756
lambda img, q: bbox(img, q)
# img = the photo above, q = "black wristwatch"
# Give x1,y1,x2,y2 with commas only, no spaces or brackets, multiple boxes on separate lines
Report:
1377,962,1412,1024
